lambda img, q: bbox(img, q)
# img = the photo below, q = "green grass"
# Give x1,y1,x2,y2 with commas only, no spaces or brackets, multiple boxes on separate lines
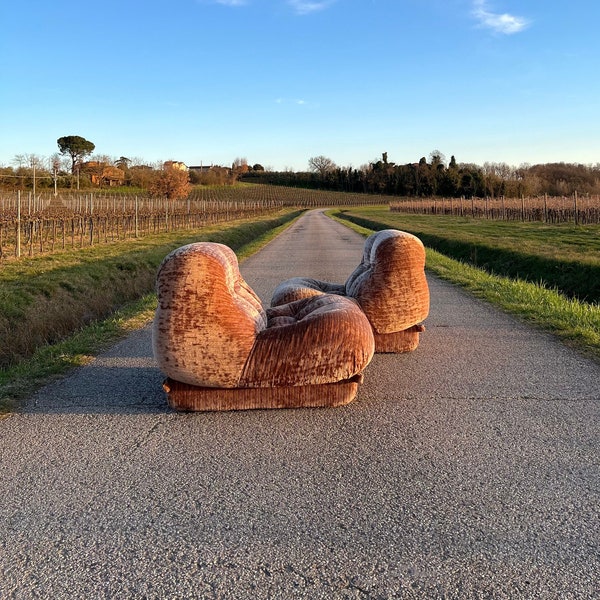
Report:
334,207,600,304
0,210,303,413
426,249,600,358
330,208,600,362
4,204,598,414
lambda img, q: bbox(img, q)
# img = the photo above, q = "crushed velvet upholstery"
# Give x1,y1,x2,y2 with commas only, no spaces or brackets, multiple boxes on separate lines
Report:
270,229,430,353
152,242,375,411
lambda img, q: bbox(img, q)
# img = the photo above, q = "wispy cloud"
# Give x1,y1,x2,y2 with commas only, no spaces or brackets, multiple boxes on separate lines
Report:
287,1,336,15
206,0,336,14
276,97,310,106
472,0,530,35
214,0,247,6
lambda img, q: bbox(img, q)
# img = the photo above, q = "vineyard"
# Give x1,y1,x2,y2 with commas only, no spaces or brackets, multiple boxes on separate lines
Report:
390,193,600,224
2,184,599,260
0,185,386,260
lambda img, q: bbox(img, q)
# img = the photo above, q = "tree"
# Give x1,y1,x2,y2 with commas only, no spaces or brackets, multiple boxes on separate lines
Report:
11,153,47,191
232,157,249,179
429,150,446,169
149,166,191,199
115,156,131,171
57,135,95,173
232,157,248,170
308,155,336,176
129,164,155,189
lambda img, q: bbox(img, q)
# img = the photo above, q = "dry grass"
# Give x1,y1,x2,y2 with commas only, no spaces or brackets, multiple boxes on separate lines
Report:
0,210,302,412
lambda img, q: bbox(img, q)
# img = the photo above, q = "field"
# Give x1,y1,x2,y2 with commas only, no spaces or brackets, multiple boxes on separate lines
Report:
2,187,600,411
332,206,600,360
3,186,600,261
333,207,600,304
0,189,283,260
0,210,301,367
0,185,387,260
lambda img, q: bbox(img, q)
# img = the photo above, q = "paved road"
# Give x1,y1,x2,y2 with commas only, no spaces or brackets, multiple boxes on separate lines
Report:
1,210,598,599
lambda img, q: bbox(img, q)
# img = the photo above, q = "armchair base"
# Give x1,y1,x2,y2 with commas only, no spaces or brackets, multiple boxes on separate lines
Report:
163,374,364,412
374,324,426,353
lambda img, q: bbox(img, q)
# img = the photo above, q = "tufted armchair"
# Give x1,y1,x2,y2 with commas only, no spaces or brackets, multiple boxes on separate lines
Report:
270,229,430,353
152,242,375,411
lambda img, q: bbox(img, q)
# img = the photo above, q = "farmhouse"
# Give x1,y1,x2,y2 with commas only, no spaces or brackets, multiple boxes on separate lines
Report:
81,162,125,186
163,161,188,171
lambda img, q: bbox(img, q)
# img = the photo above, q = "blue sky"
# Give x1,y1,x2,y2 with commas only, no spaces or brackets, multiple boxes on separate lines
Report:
1,0,599,171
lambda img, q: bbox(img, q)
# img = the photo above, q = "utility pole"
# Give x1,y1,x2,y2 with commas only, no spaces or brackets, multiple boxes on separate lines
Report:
53,160,59,197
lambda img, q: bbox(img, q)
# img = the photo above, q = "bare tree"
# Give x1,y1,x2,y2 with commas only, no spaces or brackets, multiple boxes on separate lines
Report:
429,150,446,168
308,155,336,175
232,157,249,179
232,157,248,170
50,153,70,173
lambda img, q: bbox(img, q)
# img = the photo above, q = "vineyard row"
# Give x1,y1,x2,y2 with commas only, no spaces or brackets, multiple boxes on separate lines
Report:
0,186,386,260
2,185,597,260
0,198,285,261
389,193,600,224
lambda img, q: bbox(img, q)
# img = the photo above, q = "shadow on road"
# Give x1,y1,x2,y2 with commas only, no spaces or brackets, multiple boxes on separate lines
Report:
24,327,170,415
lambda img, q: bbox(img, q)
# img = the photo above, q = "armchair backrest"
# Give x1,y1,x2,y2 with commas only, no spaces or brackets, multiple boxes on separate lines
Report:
152,242,266,388
345,230,429,333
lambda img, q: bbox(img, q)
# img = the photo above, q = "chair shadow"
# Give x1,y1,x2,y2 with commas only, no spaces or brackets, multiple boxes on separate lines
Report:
23,327,171,415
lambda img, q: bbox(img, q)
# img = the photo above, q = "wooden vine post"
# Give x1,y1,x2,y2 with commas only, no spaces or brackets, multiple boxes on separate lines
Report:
16,191,21,258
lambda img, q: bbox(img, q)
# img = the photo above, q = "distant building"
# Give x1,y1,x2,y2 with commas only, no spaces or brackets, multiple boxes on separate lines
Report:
188,165,214,173
163,161,188,171
99,165,126,186
82,161,125,186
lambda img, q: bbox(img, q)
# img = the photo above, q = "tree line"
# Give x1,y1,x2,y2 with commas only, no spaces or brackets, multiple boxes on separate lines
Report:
1,136,264,200
4,137,600,200
241,151,600,198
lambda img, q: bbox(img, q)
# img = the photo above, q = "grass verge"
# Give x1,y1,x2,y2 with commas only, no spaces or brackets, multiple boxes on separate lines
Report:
330,209,600,363
0,294,158,415
334,207,600,304
0,210,302,414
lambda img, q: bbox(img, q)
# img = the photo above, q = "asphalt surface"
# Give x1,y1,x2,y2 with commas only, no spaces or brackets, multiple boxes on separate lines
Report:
1,210,598,599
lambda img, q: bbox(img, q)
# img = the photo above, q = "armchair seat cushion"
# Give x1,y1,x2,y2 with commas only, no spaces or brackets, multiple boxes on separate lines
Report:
241,295,374,388
270,229,430,352
271,278,346,305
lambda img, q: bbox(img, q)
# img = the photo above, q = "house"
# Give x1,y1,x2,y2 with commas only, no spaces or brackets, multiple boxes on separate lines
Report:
82,162,125,186
188,165,213,173
163,161,188,171
99,166,126,186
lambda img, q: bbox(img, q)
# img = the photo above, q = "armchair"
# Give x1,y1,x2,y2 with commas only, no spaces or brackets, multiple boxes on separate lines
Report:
152,242,375,411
